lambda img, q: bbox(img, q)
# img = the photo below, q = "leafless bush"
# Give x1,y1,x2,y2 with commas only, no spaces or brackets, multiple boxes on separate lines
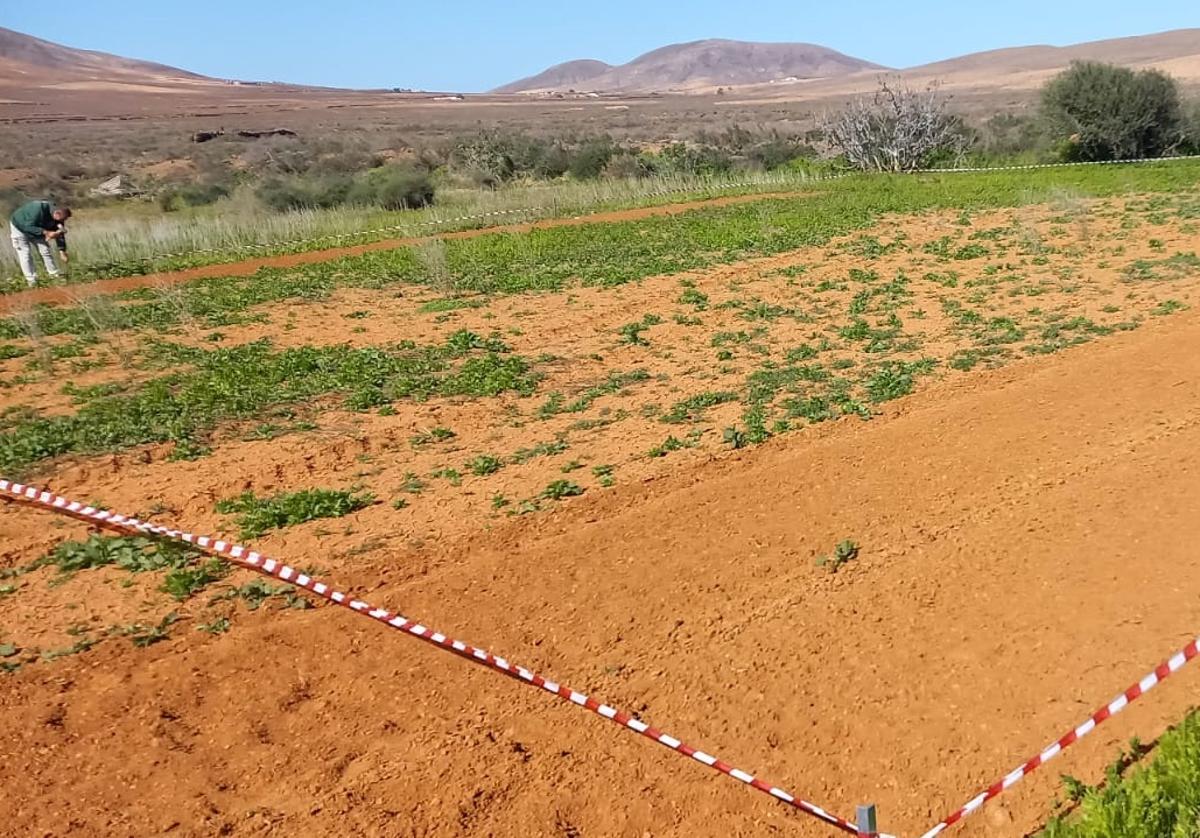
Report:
7,305,51,370
822,78,966,172
415,239,456,294
1048,187,1092,242
66,289,130,334
150,281,197,331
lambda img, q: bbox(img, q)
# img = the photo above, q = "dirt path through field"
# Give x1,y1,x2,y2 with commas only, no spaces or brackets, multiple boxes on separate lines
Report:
3,302,1200,836
0,191,810,312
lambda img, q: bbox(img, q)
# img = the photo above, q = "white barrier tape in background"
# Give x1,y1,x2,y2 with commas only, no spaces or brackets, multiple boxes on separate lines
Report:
6,153,1200,286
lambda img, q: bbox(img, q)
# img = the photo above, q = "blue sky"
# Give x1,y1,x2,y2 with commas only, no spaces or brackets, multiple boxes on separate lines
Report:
2,1,1195,92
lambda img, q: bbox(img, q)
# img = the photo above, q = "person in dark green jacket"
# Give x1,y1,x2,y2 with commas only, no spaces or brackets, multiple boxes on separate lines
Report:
9,200,71,287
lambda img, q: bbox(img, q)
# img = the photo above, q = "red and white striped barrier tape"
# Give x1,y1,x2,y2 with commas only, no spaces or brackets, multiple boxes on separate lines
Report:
7,476,1197,837
0,479,873,837
919,635,1200,837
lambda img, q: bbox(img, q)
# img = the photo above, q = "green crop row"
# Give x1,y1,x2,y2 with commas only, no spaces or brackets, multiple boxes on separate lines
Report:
4,161,1197,344
0,330,537,476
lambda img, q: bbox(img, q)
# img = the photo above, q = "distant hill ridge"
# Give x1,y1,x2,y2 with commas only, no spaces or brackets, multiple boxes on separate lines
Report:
0,26,207,81
493,39,883,93
495,29,1200,95
1,24,1197,99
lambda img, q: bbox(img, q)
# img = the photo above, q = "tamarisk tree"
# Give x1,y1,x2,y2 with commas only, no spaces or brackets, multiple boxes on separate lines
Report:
822,78,965,172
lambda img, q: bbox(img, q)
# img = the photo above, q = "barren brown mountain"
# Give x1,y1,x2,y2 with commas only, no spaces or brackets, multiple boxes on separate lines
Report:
0,25,206,84
492,58,614,94
728,28,1200,102
911,27,1200,76
494,39,884,94
499,29,1200,99
0,26,393,119
2,24,1197,121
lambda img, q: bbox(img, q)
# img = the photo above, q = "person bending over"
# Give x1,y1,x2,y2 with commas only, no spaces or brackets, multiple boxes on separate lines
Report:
9,200,71,287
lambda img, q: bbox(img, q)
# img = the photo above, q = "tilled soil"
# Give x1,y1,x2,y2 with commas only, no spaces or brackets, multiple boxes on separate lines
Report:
1,195,1200,837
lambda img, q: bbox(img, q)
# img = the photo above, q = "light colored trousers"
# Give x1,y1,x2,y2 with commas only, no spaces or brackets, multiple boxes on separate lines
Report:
9,222,61,286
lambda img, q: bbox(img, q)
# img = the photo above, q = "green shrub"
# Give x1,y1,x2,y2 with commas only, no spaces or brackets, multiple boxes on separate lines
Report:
450,130,520,186
257,174,354,211
651,142,733,175
1184,102,1200,154
258,164,434,212
747,138,816,170
1039,712,1200,838
1042,62,1186,161
158,181,231,212
349,164,435,210
568,140,617,179
602,153,652,179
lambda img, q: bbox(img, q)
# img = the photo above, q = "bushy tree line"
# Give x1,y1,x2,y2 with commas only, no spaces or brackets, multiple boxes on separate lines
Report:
824,63,1200,172
144,125,816,216
441,127,817,187
256,164,434,212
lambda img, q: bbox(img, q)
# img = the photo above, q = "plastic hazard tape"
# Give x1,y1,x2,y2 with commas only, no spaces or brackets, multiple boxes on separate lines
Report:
0,479,874,837
922,152,1200,175
919,635,1200,837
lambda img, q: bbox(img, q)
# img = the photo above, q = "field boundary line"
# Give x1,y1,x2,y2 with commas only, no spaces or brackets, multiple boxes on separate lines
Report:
918,634,1200,837
0,479,875,838
63,177,799,267
921,152,1200,174
12,151,1200,288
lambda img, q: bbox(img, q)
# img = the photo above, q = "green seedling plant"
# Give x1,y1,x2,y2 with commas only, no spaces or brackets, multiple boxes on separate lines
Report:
540,480,585,501
112,613,181,647
399,472,427,494
432,467,462,486
28,534,200,576
162,559,229,601
512,438,569,463
660,391,739,424
41,638,97,662
216,489,374,538
197,617,231,635
592,464,615,487
618,314,663,346
410,427,457,447
816,539,860,573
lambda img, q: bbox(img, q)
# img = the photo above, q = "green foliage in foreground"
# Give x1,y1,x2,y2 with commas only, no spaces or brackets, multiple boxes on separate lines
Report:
28,534,199,575
216,488,374,538
0,331,538,475
4,160,1198,342
1039,711,1200,838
